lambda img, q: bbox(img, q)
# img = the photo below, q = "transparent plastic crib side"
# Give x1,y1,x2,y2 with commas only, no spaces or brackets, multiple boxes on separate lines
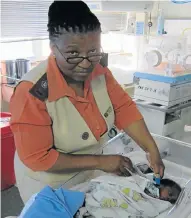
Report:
166,179,191,218
63,133,191,188
137,35,191,76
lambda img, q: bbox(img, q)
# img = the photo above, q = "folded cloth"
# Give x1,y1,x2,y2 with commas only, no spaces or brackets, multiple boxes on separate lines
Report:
19,186,85,218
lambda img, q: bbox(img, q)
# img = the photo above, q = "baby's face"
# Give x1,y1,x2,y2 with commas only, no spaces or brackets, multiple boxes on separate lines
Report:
159,187,170,201
145,181,180,204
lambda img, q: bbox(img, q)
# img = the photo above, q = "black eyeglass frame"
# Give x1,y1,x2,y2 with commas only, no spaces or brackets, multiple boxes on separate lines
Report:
54,44,105,64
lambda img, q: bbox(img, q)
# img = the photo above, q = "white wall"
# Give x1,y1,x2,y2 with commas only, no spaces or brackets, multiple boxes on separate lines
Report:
165,20,191,36
0,41,33,60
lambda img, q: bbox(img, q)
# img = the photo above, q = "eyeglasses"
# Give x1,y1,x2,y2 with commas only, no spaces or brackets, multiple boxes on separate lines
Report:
55,44,105,64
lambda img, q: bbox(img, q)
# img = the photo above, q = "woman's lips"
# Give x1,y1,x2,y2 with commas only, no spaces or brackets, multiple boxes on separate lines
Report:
77,72,89,76
75,70,92,77
75,67,94,76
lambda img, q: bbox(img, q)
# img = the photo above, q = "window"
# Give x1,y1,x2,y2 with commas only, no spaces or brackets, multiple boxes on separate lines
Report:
1,41,33,60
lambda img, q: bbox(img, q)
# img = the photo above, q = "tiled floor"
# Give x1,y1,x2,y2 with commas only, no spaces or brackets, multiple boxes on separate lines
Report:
1,186,24,218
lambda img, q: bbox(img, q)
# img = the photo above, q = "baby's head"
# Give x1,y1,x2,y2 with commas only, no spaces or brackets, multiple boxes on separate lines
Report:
159,179,181,204
145,178,181,204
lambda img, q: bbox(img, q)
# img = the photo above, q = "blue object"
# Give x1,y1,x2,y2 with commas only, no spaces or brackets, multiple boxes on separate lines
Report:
171,0,191,3
134,72,191,84
20,186,85,218
157,12,165,35
153,174,161,186
136,22,145,35
154,177,161,186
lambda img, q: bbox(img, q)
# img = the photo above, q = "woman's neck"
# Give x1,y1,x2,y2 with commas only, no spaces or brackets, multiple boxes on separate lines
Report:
63,74,85,97
63,73,83,85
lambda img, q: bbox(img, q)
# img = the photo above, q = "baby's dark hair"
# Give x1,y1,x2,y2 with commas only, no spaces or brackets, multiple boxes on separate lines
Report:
47,1,101,41
160,179,182,204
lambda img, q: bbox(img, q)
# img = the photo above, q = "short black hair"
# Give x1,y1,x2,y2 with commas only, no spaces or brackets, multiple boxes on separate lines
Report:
160,179,182,204
47,1,101,41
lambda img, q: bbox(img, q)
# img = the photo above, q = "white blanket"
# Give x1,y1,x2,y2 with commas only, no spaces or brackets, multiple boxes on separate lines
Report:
83,175,172,218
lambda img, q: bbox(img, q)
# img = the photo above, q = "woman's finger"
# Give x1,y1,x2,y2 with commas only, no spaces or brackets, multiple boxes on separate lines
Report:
159,164,165,178
153,163,164,178
122,160,135,174
116,171,123,176
116,169,130,177
119,165,131,177
153,164,160,175
123,157,135,172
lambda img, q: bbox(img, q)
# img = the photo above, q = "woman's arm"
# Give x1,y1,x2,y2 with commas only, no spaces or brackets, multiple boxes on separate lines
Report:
124,120,165,177
124,119,159,155
47,153,134,175
47,153,101,173
104,68,164,177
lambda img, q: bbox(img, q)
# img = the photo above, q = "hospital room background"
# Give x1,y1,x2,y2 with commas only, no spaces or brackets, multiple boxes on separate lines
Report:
0,0,191,218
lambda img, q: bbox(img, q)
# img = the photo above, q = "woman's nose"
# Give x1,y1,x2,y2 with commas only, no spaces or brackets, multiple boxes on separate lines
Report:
79,58,91,69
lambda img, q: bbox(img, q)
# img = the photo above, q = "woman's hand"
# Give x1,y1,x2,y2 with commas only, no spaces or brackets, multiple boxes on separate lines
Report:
146,153,165,178
98,155,134,176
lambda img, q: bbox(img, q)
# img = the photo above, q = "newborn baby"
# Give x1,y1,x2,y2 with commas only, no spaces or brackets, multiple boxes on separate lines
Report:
82,175,182,218
137,164,181,204
144,178,182,204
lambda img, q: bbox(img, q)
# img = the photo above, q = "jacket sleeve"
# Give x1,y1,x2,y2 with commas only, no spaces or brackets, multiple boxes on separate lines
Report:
10,82,59,171
105,68,143,130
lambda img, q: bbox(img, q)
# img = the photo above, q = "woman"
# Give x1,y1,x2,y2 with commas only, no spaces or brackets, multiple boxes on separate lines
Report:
10,1,164,203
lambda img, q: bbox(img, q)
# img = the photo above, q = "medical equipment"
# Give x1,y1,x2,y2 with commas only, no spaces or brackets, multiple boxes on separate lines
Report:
157,10,165,35
133,99,191,141
153,174,161,185
137,36,191,76
134,36,191,108
133,72,191,107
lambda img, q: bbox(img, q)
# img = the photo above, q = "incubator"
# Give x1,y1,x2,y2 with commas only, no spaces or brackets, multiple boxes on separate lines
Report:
134,36,191,107
137,36,191,76
62,133,191,218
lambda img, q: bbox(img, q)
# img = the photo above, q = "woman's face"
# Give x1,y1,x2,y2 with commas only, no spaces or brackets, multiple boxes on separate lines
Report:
51,30,101,82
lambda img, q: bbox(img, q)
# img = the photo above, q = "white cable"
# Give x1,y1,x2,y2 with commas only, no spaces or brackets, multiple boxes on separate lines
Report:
184,125,191,132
